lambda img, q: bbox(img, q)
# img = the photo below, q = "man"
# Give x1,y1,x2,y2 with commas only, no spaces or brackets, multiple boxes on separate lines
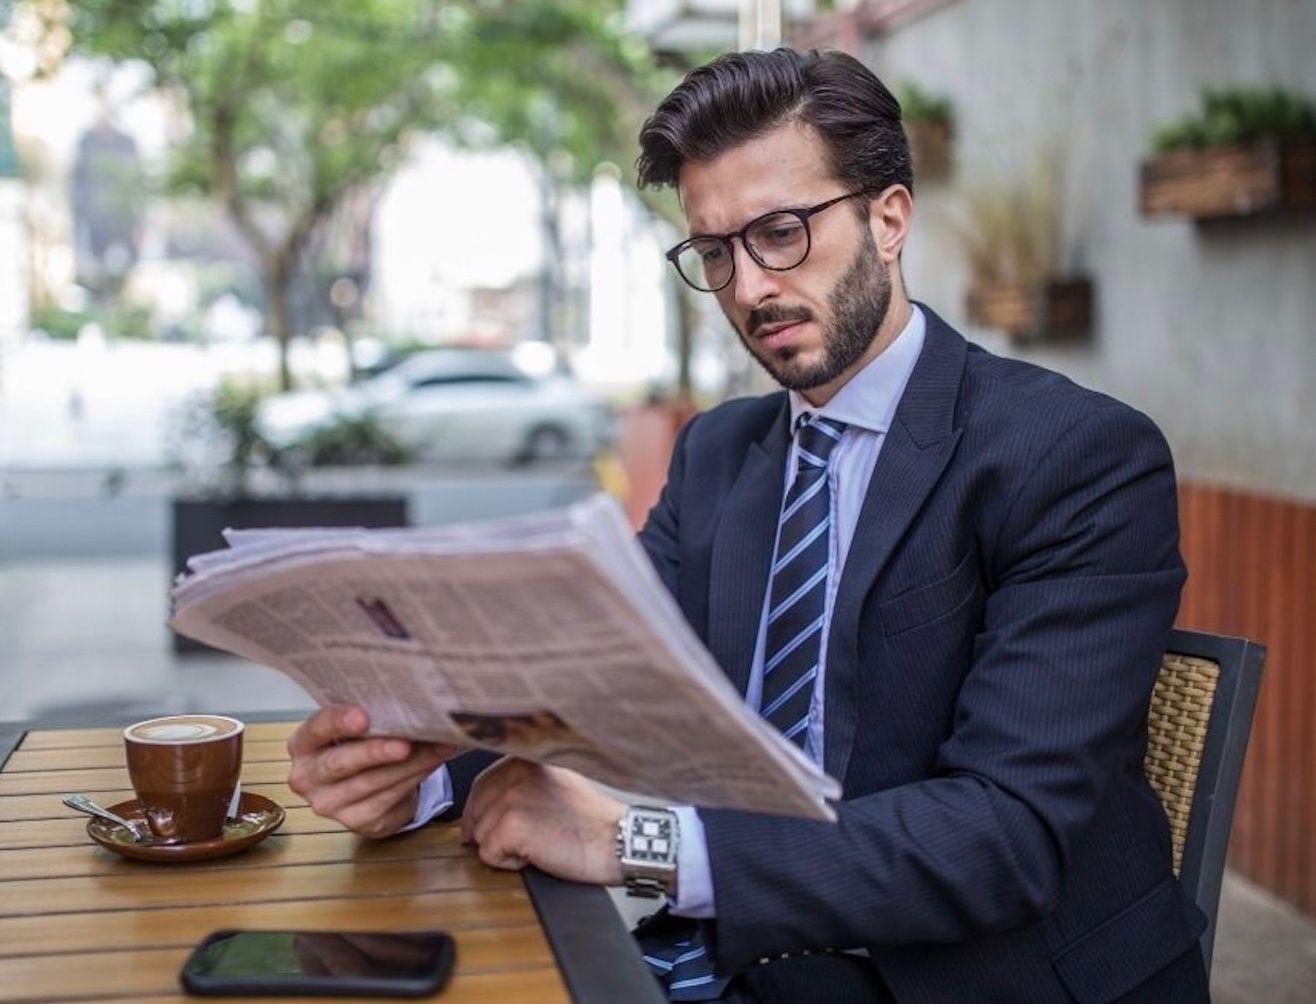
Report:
287,49,1209,1002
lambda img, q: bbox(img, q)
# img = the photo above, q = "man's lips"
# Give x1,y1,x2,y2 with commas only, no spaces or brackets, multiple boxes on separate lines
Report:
755,319,809,348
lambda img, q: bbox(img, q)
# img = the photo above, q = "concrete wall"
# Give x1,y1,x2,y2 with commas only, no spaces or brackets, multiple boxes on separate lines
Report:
863,0,1316,500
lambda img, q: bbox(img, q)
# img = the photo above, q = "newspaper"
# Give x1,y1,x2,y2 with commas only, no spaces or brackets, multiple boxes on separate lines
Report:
170,494,840,821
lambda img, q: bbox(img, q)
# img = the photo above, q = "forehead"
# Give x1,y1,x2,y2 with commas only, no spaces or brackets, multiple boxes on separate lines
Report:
677,120,838,234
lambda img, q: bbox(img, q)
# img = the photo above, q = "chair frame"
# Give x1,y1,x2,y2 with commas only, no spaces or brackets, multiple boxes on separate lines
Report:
1161,627,1265,974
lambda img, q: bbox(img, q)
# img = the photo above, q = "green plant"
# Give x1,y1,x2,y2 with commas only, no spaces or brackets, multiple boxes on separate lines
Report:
168,376,413,497
32,300,155,341
960,155,1065,286
31,304,89,340
899,80,953,126
168,376,285,497
1152,87,1316,153
293,412,412,467
104,303,154,340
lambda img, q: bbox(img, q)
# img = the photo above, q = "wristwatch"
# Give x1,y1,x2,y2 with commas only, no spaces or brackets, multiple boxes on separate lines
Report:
615,805,679,898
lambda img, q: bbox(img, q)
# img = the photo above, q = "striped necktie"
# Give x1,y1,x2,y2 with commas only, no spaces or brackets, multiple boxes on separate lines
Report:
760,413,846,747
638,413,847,1002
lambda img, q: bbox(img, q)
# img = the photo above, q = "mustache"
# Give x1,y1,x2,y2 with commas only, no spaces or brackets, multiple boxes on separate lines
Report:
746,305,814,338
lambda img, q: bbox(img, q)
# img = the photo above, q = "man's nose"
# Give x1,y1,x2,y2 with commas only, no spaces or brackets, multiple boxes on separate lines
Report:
730,241,778,310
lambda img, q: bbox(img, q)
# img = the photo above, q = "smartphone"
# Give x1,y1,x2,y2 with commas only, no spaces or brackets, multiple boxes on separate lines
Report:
179,929,455,997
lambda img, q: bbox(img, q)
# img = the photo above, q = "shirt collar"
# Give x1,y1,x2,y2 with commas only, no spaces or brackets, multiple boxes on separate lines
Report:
788,303,926,436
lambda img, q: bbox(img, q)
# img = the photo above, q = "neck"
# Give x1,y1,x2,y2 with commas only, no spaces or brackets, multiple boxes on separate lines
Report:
800,286,913,407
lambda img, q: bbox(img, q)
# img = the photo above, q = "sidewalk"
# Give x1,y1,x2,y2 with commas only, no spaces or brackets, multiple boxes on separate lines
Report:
1214,870,1316,1003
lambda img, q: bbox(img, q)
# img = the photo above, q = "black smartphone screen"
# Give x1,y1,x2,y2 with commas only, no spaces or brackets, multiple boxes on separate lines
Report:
181,929,455,997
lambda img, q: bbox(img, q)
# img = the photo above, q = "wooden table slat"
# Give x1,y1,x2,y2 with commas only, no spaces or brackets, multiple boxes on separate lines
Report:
0,888,540,959
0,783,304,822
0,826,473,881
0,759,292,797
137,967,569,1004
2,739,292,773
0,805,343,852
17,722,299,751
0,856,518,918
0,926,558,1003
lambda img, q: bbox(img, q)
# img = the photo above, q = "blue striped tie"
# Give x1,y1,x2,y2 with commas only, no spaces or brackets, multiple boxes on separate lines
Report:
760,413,845,747
642,935,728,1000
638,413,847,1001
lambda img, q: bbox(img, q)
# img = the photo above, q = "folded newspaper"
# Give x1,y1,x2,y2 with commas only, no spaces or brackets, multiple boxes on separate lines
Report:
170,494,840,821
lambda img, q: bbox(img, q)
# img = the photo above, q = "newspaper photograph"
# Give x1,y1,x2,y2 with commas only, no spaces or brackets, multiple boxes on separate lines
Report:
170,494,841,821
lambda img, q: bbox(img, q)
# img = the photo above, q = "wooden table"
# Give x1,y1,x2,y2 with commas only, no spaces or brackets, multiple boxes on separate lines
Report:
0,719,664,1003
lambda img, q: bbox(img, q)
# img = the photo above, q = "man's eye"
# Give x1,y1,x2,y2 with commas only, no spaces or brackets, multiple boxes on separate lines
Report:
699,246,726,263
760,224,804,245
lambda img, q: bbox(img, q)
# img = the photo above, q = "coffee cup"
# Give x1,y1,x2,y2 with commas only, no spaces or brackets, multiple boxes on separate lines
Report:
124,714,244,843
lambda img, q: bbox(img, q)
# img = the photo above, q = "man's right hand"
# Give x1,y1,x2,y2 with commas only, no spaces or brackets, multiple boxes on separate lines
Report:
286,706,457,839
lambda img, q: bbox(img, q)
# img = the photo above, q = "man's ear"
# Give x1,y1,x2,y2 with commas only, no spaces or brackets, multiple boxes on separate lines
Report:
867,184,913,265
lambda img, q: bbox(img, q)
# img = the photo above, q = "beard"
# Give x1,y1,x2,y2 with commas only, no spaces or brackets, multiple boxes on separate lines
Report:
735,226,891,393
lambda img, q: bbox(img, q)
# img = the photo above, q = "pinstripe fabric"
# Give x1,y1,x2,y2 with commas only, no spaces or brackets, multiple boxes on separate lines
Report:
635,304,1208,1003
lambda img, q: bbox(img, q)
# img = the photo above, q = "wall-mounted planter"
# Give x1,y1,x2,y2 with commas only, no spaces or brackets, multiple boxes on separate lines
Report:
906,119,953,180
966,277,1093,342
1139,138,1316,219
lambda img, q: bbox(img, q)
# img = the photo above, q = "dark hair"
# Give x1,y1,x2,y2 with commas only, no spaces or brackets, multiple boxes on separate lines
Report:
636,48,912,198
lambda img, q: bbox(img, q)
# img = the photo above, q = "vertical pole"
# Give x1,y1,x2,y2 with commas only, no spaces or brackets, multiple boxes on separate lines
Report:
740,0,782,51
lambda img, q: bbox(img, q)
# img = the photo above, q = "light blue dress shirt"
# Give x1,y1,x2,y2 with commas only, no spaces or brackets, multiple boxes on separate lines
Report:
670,304,926,917
410,306,927,917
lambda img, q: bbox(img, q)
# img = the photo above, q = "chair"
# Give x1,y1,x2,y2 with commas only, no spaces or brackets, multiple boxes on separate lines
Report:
1143,627,1265,975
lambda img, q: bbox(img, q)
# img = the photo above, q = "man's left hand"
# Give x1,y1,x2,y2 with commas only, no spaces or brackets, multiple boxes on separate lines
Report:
461,758,625,886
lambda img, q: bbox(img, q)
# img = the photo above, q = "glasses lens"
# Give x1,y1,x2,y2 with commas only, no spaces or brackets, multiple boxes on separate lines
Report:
746,213,809,269
675,238,733,291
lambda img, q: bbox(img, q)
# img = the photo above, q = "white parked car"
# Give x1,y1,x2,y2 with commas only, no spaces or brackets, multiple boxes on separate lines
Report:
256,349,615,464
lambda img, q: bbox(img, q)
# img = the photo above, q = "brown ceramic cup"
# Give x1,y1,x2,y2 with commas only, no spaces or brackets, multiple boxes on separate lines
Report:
123,714,244,843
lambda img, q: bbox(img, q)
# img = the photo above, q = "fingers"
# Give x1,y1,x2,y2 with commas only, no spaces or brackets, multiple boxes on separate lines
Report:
303,744,446,818
460,756,522,844
286,706,368,758
471,800,528,870
461,759,537,870
302,735,417,790
335,775,423,839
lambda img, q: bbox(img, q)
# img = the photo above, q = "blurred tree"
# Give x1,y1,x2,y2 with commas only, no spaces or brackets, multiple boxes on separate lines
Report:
51,0,677,390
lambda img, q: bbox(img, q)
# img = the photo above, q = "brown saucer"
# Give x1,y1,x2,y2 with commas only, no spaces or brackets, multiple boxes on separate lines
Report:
86,792,285,863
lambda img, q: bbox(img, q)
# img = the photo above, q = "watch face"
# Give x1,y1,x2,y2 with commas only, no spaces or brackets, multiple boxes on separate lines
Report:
629,813,674,862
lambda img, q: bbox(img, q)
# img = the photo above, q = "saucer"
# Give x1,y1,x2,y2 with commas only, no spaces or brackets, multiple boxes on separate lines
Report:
86,792,285,863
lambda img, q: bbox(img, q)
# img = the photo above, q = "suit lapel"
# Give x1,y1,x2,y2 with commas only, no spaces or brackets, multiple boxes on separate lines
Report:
823,306,968,782
706,398,791,698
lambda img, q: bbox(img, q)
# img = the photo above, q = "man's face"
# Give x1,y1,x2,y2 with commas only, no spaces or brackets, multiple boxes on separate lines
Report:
677,121,892,394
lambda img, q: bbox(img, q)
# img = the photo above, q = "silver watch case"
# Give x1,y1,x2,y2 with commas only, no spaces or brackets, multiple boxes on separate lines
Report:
616,805,678,898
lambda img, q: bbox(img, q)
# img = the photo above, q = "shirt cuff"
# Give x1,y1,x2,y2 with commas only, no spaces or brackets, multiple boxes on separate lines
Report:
669,805,716,918
398,764,454,833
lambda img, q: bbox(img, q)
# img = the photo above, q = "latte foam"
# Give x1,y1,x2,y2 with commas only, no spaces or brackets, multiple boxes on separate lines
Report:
125,715,243,744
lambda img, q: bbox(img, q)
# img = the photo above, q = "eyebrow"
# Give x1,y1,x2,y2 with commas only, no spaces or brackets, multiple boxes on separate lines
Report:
688,200,821,239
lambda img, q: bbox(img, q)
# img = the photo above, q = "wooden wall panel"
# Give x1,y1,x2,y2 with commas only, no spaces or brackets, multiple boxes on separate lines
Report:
1177,481,1316,917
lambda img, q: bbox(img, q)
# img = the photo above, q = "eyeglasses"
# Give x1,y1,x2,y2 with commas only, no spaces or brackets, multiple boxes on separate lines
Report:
665,190,868,293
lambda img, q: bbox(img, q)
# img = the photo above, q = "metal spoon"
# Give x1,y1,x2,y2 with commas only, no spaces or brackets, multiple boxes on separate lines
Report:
62,794,154,842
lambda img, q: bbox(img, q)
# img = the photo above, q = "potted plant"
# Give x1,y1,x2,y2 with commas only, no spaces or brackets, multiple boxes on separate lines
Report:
900,80,954,180
168,378,411,652
962,159,1093,342
1140,87,1316,220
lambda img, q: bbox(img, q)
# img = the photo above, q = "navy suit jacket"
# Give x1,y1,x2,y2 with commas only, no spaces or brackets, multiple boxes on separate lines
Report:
629,306,1209,1003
